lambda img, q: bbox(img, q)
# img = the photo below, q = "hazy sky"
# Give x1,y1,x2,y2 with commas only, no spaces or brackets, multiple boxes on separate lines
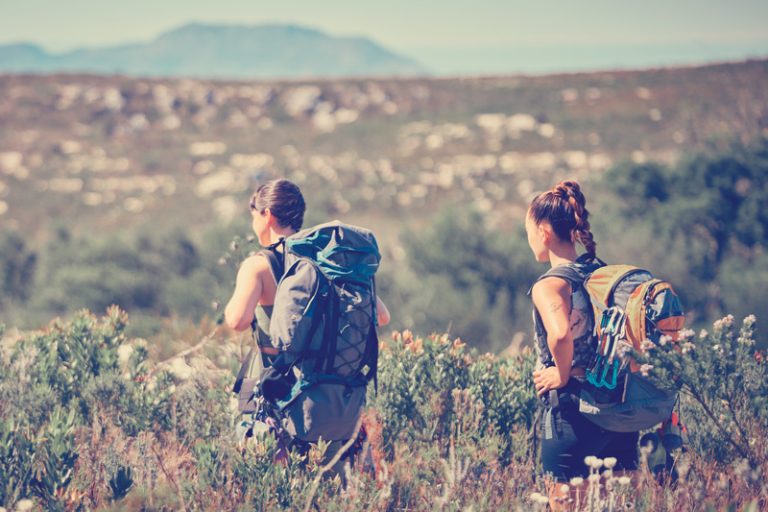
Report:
2,0,767,74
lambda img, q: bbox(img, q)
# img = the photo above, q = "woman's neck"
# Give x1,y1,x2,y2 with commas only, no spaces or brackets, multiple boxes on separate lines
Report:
548,243,579,268
268,227,295,246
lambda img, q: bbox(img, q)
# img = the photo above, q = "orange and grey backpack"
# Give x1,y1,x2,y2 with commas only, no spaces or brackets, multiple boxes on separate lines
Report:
547,258,686,432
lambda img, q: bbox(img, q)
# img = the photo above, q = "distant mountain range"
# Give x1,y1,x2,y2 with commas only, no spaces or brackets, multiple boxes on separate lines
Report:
0,23,428,78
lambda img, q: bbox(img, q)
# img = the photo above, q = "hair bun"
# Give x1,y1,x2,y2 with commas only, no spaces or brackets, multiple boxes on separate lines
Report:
554,180,586,207
553,180,579,196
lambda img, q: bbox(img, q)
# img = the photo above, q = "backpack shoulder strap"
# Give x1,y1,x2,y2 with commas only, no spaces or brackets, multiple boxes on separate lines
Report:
528,265,587,300
539,265,586,289
258,240,285,284
527,254,605,297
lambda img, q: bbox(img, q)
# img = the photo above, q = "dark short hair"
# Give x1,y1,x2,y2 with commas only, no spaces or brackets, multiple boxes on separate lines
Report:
249,179,306,231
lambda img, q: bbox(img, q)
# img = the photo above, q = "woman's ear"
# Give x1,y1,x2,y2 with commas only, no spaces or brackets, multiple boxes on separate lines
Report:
538,222,551,244
263,207,275,228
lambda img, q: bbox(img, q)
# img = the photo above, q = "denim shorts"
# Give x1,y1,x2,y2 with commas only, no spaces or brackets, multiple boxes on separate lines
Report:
540,389,639,481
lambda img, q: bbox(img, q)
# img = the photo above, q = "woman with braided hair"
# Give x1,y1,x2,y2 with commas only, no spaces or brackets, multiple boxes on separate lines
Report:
525,180,638,508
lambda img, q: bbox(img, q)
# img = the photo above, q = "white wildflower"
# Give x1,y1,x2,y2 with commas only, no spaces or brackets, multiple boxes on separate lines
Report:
616,341,632,357
584,455,598,468
712,344,721,352
699,329,709,339
639,364,654,377
744,314,757,327
603,457,617,469
559,484,570,494
640,339,656,351
588,473,601,483
617,476,632,486
681,342,695,354
714,315,735,331
529,492,544,502
679,328,695,340
659,335,671,346
570,477,584,486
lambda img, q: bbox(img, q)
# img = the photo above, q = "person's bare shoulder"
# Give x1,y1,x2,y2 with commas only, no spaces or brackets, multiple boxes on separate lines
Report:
531,275,570,301
238,252,271,276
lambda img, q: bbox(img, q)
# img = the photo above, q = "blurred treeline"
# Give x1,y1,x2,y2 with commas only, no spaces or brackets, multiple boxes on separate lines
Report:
2,138,766,351
0,224,235,336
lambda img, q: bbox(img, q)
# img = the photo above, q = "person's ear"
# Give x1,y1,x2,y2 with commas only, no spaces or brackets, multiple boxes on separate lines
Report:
538,222,551,244
263,207,275,227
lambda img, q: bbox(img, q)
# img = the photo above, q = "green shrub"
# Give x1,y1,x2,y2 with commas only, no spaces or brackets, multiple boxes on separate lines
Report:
2,309,766,510
373,331,537,465
640,314,767,466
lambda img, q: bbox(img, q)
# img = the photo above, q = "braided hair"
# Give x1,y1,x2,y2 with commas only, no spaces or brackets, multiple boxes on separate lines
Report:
529,180,597,257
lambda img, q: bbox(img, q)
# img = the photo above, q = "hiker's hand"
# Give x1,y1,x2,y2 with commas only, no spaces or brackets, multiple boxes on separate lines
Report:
533,366,568,397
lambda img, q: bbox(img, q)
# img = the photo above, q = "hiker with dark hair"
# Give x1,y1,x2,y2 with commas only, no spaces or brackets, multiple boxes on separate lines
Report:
225,179,305,332
525,180,639,508
225,178,389,471
225,179,307,444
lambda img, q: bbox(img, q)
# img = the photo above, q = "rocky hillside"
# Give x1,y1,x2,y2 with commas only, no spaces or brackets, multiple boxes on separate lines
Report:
1,59,766,244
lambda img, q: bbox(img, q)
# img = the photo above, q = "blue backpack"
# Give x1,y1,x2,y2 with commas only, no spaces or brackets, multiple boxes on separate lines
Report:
262,221,381,411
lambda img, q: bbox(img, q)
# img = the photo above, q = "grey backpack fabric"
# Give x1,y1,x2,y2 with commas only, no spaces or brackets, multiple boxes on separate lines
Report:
267,221,381,441
576,372,677,432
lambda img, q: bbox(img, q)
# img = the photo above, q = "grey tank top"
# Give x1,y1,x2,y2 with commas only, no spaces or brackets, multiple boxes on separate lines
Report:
254,304,274,366
530,261,598,371
241,304,275,382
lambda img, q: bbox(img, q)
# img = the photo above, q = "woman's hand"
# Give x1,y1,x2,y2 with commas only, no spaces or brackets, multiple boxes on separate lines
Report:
376,296,391,327
533,366,569,397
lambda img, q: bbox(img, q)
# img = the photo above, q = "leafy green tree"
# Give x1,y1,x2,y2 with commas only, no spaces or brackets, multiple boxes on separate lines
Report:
394,209,540,351
600,138,768,320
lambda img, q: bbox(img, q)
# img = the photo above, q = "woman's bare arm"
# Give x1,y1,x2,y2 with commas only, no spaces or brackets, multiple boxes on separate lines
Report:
531,277,573,393
224,255,268,331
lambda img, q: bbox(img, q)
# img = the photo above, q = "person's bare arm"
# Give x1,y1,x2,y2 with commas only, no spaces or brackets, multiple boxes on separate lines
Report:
376,295,391,327
224,255,267,331
531,277,573,396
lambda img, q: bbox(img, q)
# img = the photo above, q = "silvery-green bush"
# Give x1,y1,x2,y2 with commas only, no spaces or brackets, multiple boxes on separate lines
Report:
639,314,767,466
